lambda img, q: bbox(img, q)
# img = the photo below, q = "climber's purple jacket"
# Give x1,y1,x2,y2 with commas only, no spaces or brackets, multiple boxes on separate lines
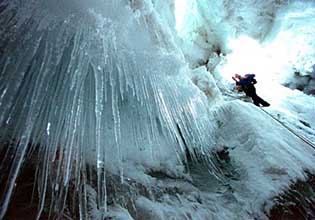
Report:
236,74,256,86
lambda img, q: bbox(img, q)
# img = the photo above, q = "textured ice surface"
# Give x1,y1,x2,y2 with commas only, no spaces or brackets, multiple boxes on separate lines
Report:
215,1,315,91
1,0,315,219
0,0,215,218
172,0,291,67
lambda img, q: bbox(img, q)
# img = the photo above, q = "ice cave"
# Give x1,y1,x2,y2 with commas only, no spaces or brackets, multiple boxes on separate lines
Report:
0,0,315,219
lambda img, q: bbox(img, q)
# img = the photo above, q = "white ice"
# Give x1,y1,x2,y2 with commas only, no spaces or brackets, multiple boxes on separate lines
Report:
0,0,314,219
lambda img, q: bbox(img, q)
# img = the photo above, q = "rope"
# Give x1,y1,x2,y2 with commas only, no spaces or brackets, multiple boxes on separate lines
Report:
260,108,315,150
223,91,315,150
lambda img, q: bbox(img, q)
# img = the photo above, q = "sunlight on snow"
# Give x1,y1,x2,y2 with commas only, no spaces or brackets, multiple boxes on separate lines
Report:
174,0,188,33
219,4,315,88
219,30,313,83
174,0,198,36
218,37,277,101
219,36,287,83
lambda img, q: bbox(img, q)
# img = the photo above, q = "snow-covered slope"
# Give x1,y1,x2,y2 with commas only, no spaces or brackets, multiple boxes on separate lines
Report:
95,94,315,220
211,99,315,216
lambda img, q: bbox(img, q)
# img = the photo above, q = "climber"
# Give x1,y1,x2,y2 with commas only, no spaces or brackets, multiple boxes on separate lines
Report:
232,73,270,107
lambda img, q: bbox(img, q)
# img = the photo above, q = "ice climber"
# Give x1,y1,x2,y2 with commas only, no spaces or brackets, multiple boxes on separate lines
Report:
232,73,270,107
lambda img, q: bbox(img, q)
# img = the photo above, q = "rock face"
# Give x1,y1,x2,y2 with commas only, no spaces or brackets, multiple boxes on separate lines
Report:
267,171,315,220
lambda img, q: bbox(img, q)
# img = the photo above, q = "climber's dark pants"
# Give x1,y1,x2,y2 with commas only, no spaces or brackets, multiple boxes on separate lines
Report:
243,85,270,107
251,94,270,107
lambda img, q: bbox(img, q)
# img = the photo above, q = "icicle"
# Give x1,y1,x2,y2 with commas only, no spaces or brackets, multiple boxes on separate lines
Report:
93,59,108,216
0,135,31,219
0,1,220,219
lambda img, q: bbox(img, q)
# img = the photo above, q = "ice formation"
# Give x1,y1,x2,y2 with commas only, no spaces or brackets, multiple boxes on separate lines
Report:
0,0,215,218
0,0,315,219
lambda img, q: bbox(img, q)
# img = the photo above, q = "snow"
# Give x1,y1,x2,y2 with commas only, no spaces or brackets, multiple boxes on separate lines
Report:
216,1,315,90
0,0,315,219
103,90,315,220
120,89,315,220
258,82,315,143
172,0,291,67
191,66,222,103
211,99,315,215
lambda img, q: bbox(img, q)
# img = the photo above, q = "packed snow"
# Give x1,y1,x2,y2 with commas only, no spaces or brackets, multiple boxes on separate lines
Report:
0,0,314,219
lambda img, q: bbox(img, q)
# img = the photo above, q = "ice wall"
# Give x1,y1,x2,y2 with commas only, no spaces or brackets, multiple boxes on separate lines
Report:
265,1,315,94
0,0,215,218
214,0,315,93
1,0,314,219
172,0,290,68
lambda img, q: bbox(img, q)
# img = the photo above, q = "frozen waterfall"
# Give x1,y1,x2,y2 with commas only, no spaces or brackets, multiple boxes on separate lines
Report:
0,0,217,219
1,0,315,220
